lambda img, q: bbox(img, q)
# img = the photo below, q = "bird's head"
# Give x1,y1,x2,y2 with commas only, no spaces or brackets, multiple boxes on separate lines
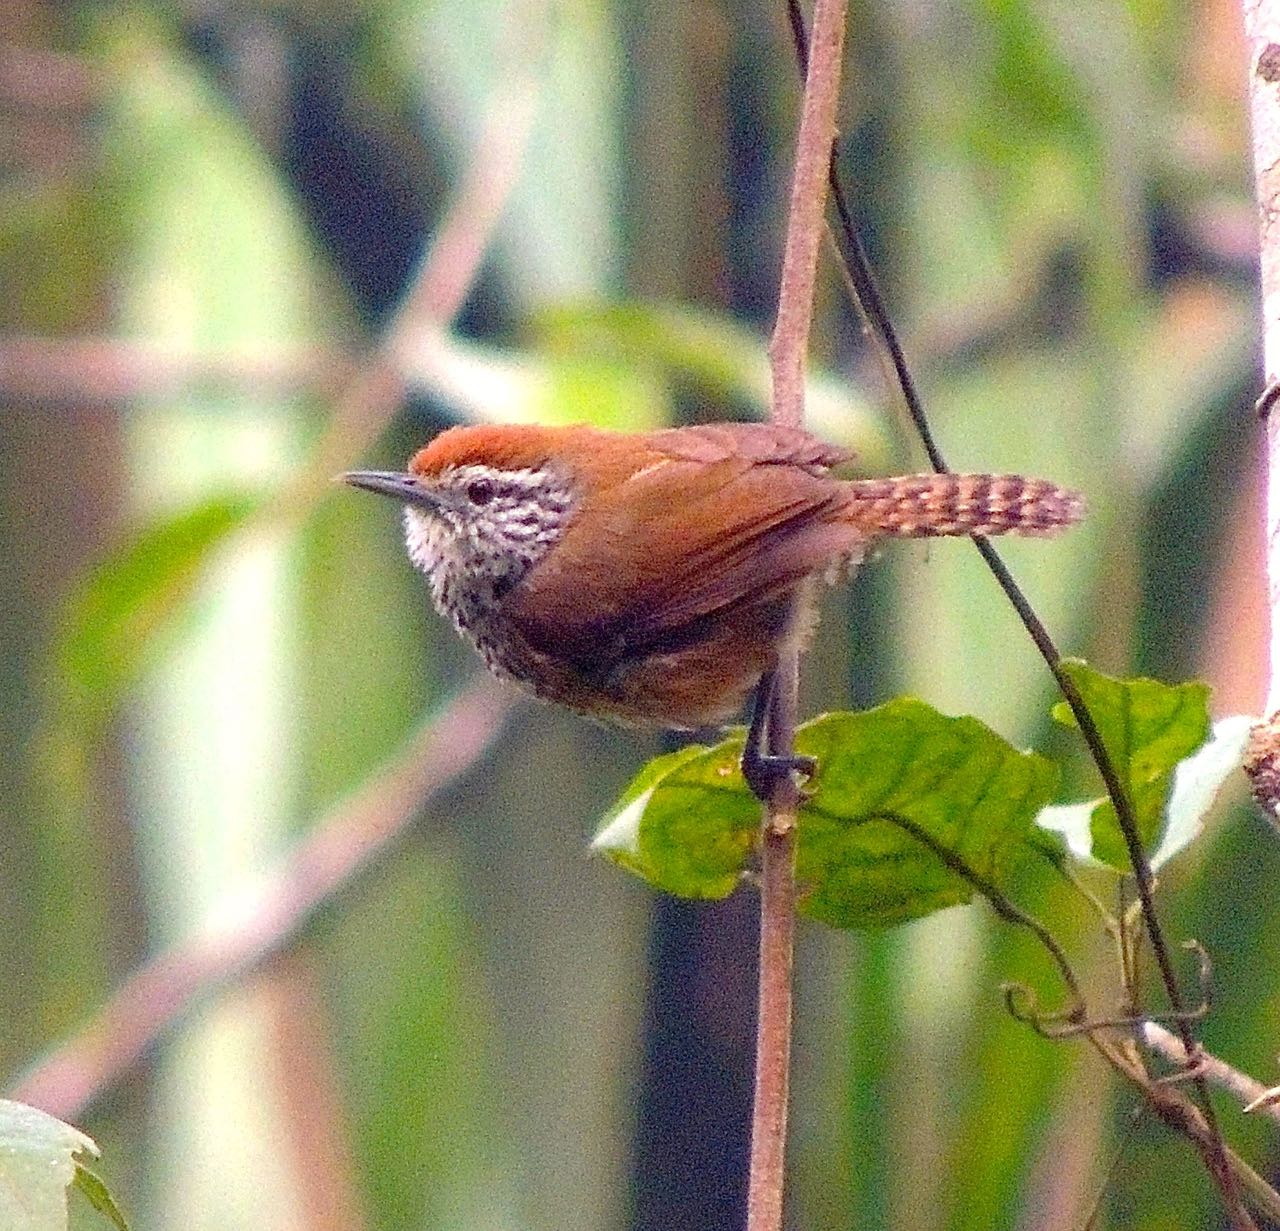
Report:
343,424,582,596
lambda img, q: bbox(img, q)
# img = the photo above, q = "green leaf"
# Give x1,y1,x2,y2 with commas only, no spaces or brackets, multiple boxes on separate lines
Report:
793,703,1057,928
530,353,671,430
398,330,674,431
1050,661,1212,870
592,739,758,899
0,1099,99,1231
1038,712,1253,872
36,493,263,844
72,1165,131,1231
594,700,1057,929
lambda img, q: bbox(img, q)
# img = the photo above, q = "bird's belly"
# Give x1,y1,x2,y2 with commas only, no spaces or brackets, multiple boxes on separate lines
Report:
462,590,814,730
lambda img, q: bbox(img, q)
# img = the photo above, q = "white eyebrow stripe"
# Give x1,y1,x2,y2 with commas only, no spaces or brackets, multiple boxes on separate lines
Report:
446,464,563,494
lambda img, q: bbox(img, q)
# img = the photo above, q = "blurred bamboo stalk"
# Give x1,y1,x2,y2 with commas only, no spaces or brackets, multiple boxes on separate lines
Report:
8,1,547,1128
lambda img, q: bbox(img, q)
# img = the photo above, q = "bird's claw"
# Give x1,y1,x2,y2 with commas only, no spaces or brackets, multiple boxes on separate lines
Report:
741,751,817,803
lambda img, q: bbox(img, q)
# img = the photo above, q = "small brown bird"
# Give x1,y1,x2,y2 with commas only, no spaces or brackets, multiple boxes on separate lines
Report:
345,421,1082,796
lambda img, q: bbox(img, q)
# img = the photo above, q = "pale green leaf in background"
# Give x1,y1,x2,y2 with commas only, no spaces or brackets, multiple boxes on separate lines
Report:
49,494,260,725
0,1100,103,1231
396,329,674,432
527,301,886,463
1038,711,1254,871
1050,660,1211,869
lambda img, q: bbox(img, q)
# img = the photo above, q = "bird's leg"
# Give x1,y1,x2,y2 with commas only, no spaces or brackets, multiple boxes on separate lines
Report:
740,666,817,802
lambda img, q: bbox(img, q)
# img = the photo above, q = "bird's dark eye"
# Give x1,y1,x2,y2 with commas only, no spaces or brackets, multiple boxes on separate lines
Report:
466,478,496,505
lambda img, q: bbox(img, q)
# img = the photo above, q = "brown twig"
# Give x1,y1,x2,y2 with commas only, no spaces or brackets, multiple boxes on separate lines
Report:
750,3,848,1229
844,805,1266,1226
966,551,1248,1226
862,812,1086,1017
1089,1034,1280,1226
266,950,371,1231
7,676,517,1120
749,808,798,1231
1140,1022,1280,1127
0,45,98,113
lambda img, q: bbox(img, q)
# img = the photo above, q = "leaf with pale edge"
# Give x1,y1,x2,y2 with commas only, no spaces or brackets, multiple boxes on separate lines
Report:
1044,661,1213,870
0,1099,127,1231
594,699,1057,928
1038,713,1253,872
593,740,757,899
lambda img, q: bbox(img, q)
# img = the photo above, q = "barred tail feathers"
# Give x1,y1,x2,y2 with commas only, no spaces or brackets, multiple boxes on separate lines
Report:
844,473,1084,539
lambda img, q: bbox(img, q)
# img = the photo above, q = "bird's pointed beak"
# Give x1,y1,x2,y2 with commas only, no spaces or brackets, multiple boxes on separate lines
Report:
342,470,437,509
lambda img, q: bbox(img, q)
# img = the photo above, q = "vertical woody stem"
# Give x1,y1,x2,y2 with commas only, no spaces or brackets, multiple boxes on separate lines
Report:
1242,0,1280,828
768,0,849,431
1242,1,1280,719
1233,7,1280,1225
749,3,848,1230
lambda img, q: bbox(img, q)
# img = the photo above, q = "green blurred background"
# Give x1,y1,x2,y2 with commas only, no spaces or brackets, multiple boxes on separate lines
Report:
1,0,1277,1228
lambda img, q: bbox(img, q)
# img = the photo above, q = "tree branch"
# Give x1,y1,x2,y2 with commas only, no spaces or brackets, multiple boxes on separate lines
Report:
750,4,848,1230
1241,6,1280,826
1141,1021,1280,1127
1091,1034,1280,1226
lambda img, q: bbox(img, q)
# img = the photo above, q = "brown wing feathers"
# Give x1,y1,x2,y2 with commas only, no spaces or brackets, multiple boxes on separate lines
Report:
503,451,847,670
501,426,1081,677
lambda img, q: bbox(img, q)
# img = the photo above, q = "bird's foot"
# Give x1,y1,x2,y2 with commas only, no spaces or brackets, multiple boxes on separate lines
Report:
741,749,817,803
